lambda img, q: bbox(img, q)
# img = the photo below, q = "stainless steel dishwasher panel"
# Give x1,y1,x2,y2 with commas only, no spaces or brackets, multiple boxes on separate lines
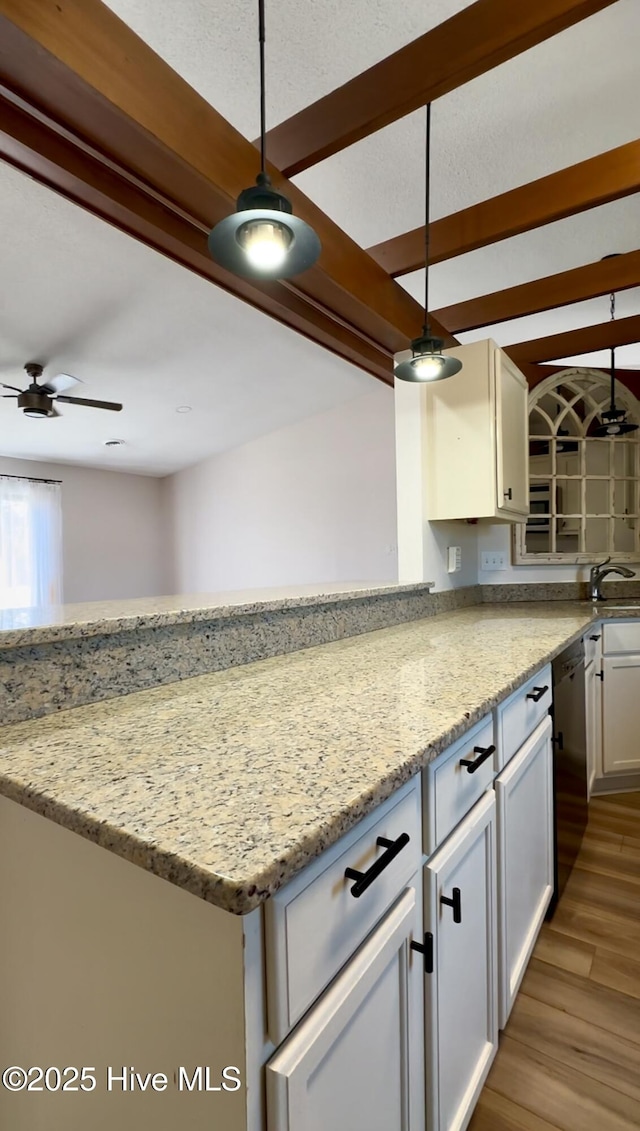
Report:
548,640,588,914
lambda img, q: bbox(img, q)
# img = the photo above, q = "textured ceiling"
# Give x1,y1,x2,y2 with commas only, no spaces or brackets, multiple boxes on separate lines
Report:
1,0,640,473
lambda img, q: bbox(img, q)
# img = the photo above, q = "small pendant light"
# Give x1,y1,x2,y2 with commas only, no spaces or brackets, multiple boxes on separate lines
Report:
208,0,321,280
593,287,638,436
395,104,462,383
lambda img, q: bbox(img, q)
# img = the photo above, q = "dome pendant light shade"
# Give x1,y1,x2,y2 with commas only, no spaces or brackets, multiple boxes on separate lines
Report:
593,290,638,436
208,1,320,281
395,333,462,383
395,103,461,384
208,172,321,280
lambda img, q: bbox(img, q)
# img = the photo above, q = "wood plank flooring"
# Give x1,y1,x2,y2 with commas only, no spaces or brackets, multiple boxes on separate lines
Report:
469,792,640,1131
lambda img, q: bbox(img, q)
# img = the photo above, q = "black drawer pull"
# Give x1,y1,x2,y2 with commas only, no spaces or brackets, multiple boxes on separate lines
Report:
440,887,462,924
504,487,513,500
459,744,496,774
526,685,548,702
590,634,601,641
410,932,434,974
345,832,410,898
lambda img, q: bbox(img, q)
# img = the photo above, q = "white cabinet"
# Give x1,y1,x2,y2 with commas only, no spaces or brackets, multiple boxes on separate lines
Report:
266,885,425,1131
602,654,640,774
423,339,529,523
424,791,498,1131
495,716,554,1028
584,628,602,797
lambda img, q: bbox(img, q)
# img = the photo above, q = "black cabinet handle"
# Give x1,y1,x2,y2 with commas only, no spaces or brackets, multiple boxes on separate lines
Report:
410,932,434,974
504,487,513,500
459,744,496,774
590,634,601,641
345,832,410,898
440,886,462,923
596,670,604,681
526,685,548,702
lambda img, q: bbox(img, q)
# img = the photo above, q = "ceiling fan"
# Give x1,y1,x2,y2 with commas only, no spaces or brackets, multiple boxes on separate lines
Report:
1,362,122,418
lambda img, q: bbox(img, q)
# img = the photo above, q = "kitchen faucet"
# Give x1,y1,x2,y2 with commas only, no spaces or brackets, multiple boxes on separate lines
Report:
589,557,635,602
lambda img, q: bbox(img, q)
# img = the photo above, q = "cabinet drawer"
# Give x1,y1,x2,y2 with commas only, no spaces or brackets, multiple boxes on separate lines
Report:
584,626,602,667
602,620,640,654
423,715,495,856
495,664,552,770
264,778,421,1045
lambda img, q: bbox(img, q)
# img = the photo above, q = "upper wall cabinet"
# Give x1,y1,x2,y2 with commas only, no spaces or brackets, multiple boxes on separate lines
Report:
424,340,529,523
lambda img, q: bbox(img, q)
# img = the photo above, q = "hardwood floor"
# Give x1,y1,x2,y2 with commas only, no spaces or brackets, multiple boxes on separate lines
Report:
469,792,640,1131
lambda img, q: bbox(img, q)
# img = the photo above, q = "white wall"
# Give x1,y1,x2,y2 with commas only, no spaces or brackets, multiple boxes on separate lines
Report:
476,524,597,585
0,457,168,602
163,386,401,592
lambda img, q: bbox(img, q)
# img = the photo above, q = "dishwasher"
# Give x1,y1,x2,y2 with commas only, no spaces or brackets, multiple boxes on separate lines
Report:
547,638,588,916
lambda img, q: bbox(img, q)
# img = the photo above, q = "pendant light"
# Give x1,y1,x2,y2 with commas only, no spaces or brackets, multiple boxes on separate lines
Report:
395,104,462,383
208,0,321,280
593,287,638,436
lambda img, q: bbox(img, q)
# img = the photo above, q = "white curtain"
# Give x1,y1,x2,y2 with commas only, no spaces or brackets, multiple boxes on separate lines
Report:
0,476,63,610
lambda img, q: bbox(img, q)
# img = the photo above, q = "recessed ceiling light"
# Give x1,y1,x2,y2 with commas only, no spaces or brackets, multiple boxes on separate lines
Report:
104,438,125,447
176,405,192,413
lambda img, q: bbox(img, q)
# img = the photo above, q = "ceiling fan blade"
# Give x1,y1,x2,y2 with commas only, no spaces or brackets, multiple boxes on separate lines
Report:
1,383,23,392
2,394,19,398
55,395,122,411
43,372,82,395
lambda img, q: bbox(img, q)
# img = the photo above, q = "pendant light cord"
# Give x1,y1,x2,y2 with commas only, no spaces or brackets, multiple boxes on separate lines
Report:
423,102,432,336
610,289,616,409
259,0,266,175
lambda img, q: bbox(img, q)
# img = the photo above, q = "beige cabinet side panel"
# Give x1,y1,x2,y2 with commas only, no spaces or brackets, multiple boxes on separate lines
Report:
0,797,248,1131
425,340,495,520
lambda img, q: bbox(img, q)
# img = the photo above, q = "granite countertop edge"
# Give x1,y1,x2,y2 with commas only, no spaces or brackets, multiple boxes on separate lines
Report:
0,608,599,916
0,581,436,649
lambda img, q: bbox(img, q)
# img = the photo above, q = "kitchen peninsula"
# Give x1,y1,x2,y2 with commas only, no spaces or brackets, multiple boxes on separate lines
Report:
0,587,637,1131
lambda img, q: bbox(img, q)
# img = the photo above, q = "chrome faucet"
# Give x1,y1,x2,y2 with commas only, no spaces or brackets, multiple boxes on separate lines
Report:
589,557,635,602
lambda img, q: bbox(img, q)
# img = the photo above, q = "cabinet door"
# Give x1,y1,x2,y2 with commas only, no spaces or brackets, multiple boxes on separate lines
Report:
266,886,424,1131
585,661,600,796
602,655,640,774
495,348,529,516
424,791,497,1131
495,717,553,1028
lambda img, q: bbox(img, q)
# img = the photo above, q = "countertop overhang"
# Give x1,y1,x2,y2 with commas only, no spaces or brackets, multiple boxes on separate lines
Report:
0,601,630,914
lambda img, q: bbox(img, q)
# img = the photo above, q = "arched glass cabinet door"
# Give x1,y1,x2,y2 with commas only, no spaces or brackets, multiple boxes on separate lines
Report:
514,368,640,564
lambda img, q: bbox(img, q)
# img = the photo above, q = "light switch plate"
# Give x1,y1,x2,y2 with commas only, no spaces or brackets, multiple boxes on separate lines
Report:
481,550,508,571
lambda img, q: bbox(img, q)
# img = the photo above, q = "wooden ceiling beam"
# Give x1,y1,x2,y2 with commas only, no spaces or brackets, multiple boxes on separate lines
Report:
435,250,640,334
263,0,617,178
505,313,640,366
368,140,640,277
0,0,454,389
0,93,396,385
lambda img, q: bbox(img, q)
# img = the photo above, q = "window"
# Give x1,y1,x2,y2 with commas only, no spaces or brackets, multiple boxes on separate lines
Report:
514,369,640,564
0,475,63,609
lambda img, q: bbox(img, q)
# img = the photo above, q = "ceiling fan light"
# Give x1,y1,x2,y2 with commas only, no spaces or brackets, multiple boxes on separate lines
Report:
23,407,48,418
395,335,463,383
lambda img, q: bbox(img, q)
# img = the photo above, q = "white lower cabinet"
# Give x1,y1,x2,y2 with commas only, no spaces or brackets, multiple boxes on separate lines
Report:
424,791,498,1131
601,654,640,774
585,658,600,796
266,885,425,1131
495,716,553,1028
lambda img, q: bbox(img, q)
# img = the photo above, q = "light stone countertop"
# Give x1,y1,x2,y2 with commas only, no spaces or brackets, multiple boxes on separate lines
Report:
0,581,434,648
0,601,626,914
